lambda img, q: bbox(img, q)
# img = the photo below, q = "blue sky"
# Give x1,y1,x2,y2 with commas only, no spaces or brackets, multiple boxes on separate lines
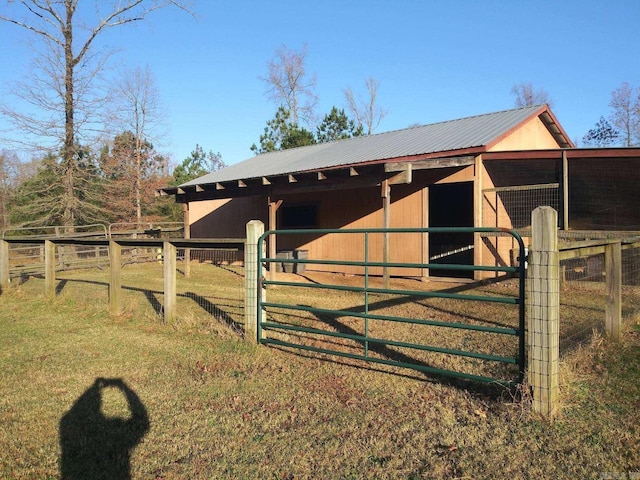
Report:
1,0,639,167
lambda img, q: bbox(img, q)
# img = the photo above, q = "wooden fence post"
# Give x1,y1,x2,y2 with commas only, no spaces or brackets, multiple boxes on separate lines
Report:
245,220,264,343
109,241,122,315
605,241,622,341
528,206,560,418
0,239,9,291
164,241,177,322
44,240,56,297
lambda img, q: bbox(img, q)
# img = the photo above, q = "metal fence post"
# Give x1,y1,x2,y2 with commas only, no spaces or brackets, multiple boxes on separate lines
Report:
605,241,622,341
164,241,177,322
0,239,9,291
528,206,560,418
109,241,122,315
245,220,264,343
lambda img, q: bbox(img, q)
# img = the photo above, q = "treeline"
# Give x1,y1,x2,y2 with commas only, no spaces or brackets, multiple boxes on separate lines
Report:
0,142,223,231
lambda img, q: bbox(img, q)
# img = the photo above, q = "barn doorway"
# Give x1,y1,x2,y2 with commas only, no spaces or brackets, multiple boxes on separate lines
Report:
429,182,474,278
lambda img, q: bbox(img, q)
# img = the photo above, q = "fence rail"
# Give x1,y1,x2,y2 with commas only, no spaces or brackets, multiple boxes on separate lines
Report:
253,226,527,386
0,237,245,324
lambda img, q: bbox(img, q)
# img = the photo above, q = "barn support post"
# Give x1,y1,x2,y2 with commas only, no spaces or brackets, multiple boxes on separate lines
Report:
183,203,191,278
109,241,122,315
561,150,569,230
245,220,265,342
605,241,622,341
473,155,484,280
0,239,9,291
268,199,282,283
163,241,177,322
382,180,391,289
528,206,560,418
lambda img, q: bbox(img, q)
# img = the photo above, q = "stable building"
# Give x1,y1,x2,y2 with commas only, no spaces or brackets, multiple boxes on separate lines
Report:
160,105,640,278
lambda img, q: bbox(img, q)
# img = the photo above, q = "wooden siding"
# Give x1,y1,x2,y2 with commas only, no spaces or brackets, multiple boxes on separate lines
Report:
490,116,562,151
271,184,425,277
190,196,268,238
187,168,480,277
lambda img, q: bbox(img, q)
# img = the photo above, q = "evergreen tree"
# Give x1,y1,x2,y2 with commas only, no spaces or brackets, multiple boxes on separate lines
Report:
316,107,364,143
172,145,225,185
10,148,104,227
582,117,620,147
100,131,168,223
251,107,316,154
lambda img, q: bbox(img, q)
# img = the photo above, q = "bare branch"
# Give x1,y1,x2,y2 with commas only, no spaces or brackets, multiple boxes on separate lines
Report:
0,13,62,46
510,82,553,108
261,44,318,126
343,77,388,135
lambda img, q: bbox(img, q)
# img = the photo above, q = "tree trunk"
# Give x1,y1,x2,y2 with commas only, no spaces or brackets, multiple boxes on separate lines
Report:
63,1,76,228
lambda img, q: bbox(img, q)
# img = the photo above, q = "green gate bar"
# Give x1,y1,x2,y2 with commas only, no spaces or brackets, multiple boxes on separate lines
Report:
257,227,527,385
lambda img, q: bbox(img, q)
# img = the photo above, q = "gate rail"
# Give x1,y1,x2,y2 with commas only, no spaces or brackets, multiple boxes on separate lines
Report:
257,227,526,386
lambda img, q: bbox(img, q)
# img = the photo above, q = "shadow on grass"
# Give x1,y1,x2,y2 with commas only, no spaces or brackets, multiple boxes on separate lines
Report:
51,277,244,332
269,344,512,399
263,277,523,391
184,291,244,333
59,377,149,480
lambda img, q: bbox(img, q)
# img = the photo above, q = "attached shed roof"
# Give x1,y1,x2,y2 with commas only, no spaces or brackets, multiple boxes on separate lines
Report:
162,104,571,201
180,105,569,189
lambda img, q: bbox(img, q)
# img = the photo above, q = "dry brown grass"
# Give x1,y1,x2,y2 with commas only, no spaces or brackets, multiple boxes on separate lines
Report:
0,262,639,479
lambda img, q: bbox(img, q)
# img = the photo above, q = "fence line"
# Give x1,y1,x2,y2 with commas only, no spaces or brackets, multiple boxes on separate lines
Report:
2,218,637,419
0,237,246,325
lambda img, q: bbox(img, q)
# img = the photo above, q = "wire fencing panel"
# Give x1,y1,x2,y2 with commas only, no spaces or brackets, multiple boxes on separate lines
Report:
483,183,560,231
557,233,640,351
175,248,245,335
4,238,245,336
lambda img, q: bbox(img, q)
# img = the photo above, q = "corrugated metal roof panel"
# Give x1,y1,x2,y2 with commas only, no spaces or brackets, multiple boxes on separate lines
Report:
182,105,545,186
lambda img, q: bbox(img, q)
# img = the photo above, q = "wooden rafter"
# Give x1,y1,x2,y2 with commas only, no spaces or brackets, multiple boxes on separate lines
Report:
385,155,475,172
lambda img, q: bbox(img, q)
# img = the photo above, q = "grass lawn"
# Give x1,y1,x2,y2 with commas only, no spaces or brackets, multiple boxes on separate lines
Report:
1,262,639,479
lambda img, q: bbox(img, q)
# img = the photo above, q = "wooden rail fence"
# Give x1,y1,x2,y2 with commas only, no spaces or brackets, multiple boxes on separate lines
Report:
2,215,637,419
0,237,245,324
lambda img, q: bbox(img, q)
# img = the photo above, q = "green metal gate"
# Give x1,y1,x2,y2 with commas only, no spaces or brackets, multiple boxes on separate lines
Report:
257,228,526,386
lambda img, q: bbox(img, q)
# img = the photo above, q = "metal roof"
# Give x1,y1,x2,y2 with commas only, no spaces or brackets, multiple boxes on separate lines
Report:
181,105,562,187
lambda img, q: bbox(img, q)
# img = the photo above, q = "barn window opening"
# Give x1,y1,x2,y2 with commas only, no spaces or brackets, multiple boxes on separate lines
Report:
280,204,318,229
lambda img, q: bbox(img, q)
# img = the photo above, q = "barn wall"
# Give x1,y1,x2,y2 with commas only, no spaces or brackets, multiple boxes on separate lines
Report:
186,167,478,277
189,196,268,238
272,182,426,276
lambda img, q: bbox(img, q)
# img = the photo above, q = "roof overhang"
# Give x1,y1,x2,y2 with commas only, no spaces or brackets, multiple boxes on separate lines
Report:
157,151,482,203
538,108,574,148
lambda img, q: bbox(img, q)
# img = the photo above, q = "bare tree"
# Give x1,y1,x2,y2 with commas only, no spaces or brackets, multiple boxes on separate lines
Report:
109,65,167,222
609,82,640,147
343,77,388,135
261,44,318,126
511,82,553,108
0,0,191,226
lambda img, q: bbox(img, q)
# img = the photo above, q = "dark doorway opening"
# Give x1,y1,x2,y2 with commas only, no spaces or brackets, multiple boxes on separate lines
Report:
429,182,474,278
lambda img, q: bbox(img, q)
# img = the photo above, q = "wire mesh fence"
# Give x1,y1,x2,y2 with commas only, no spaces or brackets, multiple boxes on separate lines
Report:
2,222,187,279
483,183,560,230
3,238,246,336
555,235,640,351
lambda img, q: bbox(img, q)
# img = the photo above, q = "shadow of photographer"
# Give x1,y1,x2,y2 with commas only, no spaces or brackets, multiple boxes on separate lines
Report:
59,377,149,480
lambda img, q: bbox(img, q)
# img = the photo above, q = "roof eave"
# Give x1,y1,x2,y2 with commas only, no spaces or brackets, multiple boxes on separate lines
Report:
484,105,573,150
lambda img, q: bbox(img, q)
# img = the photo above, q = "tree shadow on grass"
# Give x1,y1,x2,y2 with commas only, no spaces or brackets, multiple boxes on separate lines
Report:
59,377,149,480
